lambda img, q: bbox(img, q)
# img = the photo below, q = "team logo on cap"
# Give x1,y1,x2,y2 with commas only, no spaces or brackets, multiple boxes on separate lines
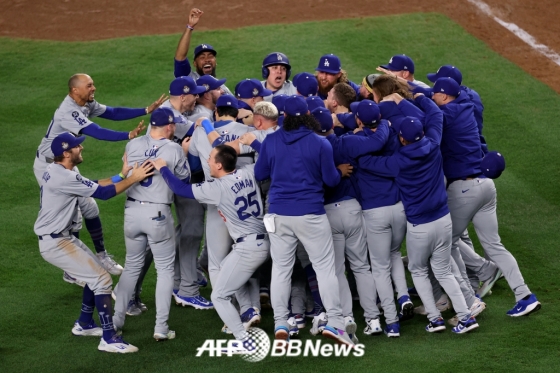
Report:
62,142,69,149
227,101,232,105
203,84,210,91
168,115,173,122
324,59,330,67
277,54,283,61
184,86,190,94
389,57,393,63
202,44,208,49
252,88,259,96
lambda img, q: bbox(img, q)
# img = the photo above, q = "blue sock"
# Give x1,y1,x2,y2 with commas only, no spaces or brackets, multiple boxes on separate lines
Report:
84,216,105,254
304,264,324,310
78,285,95,326
95,294,115,341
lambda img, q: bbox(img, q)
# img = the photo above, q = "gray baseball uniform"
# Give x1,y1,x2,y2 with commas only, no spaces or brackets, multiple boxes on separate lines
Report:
35,163,111,294
189,71,232,95
188,104,214,123
113,135,190,336
261,80,297,102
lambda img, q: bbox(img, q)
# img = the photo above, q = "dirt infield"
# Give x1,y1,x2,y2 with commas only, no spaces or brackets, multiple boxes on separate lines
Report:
1,0,559,92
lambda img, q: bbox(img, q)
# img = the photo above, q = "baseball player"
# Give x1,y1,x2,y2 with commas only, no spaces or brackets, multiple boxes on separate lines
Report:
113,107,191,342
254,95,354,346
188,75,227,123
377,54,431,88
293,72,319,97
35,132,153,353
430,78,540,317
151,144,269,353
261,52,297,102
357,94,478,334
359,74,380,100
234,79,273,125
174,8,232,95
311,105,392,339
33,73,165,282
326,83,358,135
315,54,360,100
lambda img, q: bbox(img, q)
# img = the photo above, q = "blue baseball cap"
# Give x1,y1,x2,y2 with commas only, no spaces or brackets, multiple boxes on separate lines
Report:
194,43,217,58
284,95,309,116
170,76,206,96
51,132,86,156
306,96,326,111
295,72,318,97
150,107,181,127
197,75,227,92
431,77,461,97
427,65,463,85
350,100,381,126
311,107,333,133
399,117,424,142
236,79,273,99
316,54,342,74
380,55,415,73
272,94,288,115
481,151,506,179
216,94,238,109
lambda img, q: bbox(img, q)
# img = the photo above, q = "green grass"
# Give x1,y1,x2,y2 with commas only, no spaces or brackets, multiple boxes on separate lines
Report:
1,12,560,372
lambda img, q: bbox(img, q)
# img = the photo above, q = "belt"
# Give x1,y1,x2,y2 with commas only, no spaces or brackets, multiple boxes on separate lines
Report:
236,233,266,243
38,232,71,240
36,150,54,163
127,197,171,206
447,173,482,187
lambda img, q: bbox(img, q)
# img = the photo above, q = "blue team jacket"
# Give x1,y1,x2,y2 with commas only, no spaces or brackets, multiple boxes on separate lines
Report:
358,96,449,224
254,125,341,216
462,86,488,154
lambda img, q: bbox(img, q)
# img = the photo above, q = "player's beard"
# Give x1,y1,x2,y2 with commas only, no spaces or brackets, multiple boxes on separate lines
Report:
71,149,83,166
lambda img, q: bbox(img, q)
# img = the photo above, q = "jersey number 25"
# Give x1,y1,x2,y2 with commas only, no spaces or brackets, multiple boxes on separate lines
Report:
235,191,261,221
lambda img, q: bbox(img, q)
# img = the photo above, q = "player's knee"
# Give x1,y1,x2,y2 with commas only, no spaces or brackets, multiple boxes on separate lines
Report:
91,272,113,294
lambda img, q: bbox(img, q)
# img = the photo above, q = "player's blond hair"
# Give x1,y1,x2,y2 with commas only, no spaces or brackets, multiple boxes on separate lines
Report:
253,101,278,120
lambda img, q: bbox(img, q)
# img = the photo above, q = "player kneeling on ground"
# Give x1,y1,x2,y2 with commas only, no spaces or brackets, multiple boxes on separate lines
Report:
150,144,270,354
35,132,153,353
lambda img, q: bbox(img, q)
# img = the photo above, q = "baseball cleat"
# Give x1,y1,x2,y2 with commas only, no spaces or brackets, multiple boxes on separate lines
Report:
72,320,103,337
222,337,257,355
63,272,86,287
294,313,306,329
477,267,502,298
363,318,383,335
259,287,271,309
126,299,143,316
452,316,479,334
305,302,323,318
135,297,148,312
448,297,486,326
426,317,446,333
174,293,214,310
398,295,414,321
322,325,355,347
96,251,123,276
273,326,290,354
310,312,327,335
154,330,176,341
241,307,261,329
384,322,401,338
506,294,541,317
414,294,451,315
98,335,138,353
287,317,300,337
221,324,233,335
344,316,359,344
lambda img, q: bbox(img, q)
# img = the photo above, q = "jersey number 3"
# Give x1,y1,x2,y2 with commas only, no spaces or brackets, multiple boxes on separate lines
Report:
235,191,261,221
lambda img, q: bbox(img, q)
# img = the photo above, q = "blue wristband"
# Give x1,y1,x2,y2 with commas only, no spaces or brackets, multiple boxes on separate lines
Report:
111,174,123,183
201,119,214,134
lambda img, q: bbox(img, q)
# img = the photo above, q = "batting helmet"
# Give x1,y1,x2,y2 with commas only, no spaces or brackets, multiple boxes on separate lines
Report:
262,52,292,79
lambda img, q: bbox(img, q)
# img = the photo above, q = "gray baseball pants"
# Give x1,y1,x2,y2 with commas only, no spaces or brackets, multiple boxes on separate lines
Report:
267,214,344,331
326,199,379,321
407,213,469,322
448,178,531,301
114,201,175,335
362,201,407,324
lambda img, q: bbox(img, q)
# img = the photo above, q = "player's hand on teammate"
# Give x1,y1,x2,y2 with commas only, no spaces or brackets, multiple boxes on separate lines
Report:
194,117,207,127
120,152,132,178
146,94,168,114
148,158,167,171
239,132,256,145
413,92,425,99
129,120,146,139
128,161,155,182
332,113,344,128
381,93,404,104
181,137,191,154
237,108,253,126
188,8,204,28
337,163,353,177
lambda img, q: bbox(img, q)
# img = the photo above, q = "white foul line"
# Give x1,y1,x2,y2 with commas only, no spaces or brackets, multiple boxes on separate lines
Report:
467,0,560,66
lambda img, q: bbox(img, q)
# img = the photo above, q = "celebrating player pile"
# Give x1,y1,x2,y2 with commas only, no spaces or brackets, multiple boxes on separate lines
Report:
34,6,540,354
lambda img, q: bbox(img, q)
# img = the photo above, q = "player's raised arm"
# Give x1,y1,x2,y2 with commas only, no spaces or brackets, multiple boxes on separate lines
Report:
174,8,203,77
